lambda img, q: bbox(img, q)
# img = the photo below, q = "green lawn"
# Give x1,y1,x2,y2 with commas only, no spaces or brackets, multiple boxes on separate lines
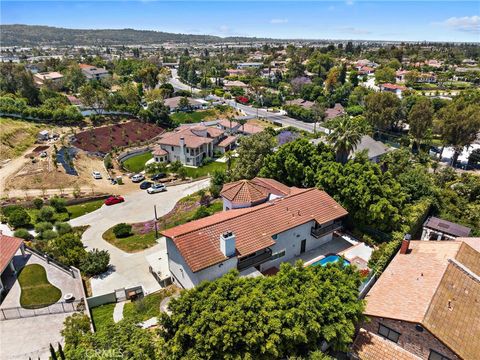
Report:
170,109,217,124
67,199,104,219
102,227,158,253
123,288,175,322
183,161,228,178
18,264,62,309
122,152,153,173
91,303,116,331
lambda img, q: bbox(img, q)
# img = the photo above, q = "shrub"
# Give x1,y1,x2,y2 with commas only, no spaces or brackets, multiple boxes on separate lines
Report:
104,154,113,170
368,238,402,274
80,249,110,276
33,198,44,210
50,197,67,213
55,221,72,235
169,160,183,173
8,208,31,229
177,167,187,180
191,206,210,220
38,205,56,222
112,223,132,238
209,184,221,198
2,205,23,217
35,221,54,233
41,229,58,240
14,228,33,240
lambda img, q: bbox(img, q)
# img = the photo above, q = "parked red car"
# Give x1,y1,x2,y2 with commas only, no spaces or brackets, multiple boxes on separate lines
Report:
104,195,125,206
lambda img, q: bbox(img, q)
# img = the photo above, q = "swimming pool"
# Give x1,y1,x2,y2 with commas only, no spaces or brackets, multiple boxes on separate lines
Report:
310,254,350,267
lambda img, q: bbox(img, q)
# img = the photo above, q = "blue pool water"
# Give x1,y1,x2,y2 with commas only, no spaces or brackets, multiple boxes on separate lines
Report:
311,255,350,267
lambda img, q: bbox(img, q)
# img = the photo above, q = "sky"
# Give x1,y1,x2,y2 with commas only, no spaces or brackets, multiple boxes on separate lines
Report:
1,1,479,42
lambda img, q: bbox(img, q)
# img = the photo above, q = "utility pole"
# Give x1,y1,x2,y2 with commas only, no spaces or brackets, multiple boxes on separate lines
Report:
154,205,159,239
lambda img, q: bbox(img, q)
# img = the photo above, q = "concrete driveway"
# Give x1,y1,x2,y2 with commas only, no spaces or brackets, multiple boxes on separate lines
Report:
70,179,209,295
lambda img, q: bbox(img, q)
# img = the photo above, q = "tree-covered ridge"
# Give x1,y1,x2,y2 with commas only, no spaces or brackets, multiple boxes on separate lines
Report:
0,25,271,46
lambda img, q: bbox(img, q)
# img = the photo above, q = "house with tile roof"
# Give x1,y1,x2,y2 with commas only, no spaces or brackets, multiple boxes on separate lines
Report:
421,216,471,241
0,233,25,297
220,177,293,210
352,237,480,360
161,188,348,289
154,125,228,166
79,63,109,81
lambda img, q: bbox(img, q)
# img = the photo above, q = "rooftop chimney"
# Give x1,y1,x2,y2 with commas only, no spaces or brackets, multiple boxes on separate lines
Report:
400,234,411,254
179,137,185,148
220,231,236,257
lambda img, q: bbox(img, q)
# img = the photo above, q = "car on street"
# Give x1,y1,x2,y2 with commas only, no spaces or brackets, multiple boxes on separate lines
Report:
151,173,167,181
147,183,167,194
140,181,153,190
92,171,102,179
131,174,145,182
104,195,125,206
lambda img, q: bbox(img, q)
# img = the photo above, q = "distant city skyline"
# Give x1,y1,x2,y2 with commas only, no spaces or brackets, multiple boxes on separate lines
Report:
1,1,479,42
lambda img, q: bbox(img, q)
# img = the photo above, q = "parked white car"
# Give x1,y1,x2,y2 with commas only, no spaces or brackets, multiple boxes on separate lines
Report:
92,171,102,179
147,183,167,194
131,174,145,182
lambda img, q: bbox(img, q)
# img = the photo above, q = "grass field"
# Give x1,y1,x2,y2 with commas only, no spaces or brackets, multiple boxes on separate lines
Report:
26,208,70,224
0,118,45,161
18,264,62,309
170,109,215,124
91,303,116,331
122,152,153,173
67,199,104,219
102,227,158,252
183,161,228,178
123,288,176,322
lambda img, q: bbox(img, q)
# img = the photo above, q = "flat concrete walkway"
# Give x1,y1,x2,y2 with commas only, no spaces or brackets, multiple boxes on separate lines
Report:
70,179,209,296
113,301,125,323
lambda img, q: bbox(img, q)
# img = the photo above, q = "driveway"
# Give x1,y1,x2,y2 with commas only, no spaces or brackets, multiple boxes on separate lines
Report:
69,179,210,295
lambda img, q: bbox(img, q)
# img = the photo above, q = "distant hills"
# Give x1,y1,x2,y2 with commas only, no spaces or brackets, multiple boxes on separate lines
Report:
0,24,272,46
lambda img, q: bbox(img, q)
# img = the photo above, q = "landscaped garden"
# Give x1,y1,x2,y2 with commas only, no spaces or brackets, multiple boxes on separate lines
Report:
18,264,62,309
170,105,237,124
123,287,176,322
102,190,223,252
183,161,228,178
102,222,158,253
122,152,153,172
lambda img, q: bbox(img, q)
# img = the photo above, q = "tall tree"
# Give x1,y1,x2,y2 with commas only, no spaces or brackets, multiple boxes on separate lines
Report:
327,116,366,164
408,97,433,151
364,92,401,131
232,131,276,180
437,98,480,166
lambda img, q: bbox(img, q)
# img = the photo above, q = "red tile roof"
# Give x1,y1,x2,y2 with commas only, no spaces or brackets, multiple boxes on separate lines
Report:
353,328,422,360
240,123,263,135
381,83,407,91
221,179,271,204
217,135,237,148
0,234,23,273
218,119,240,129
152,145,168,156
162,188,347,272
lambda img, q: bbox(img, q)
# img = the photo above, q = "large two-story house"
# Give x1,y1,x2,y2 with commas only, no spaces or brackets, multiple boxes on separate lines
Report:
353,237,480,360
153,125,229,166
162,188,348,289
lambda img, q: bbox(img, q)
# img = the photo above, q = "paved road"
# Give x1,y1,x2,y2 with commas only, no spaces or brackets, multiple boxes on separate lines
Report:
169,69,201,94
70,179,210,295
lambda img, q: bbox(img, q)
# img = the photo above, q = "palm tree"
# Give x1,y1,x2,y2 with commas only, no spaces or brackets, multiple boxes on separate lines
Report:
327,116,366,164
225,150,235,174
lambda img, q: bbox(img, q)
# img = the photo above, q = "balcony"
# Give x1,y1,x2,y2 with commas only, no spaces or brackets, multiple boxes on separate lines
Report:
237,248,272,271
311,220,343,239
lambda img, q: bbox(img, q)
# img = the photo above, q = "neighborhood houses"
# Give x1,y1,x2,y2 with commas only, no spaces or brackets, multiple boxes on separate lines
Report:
0,11,479,360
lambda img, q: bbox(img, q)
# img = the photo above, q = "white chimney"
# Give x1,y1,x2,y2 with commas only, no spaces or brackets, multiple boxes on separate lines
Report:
179,137,185,148
220,231,236,257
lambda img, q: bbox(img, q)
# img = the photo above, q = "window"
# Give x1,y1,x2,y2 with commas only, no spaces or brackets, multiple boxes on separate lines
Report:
429,350,451,360
272,234,278,240
378,324,400,343
271,250,285,261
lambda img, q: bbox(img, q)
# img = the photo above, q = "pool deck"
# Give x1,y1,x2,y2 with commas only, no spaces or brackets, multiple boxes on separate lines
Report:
288,234,373,268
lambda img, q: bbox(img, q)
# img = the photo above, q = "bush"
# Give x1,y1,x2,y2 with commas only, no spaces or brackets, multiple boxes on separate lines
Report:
80,249,110,276
35,221,54,233
14,228,33,240
2,205,23,217
41,229,58,240
209,184,222,198
104,154,113,170
169,160,183,173
49,197,67,213
33,198,44,210
191,206,210,220
8,208,31,229
38,205,56,222
55,221,72,235
368,238,402,274
112,223,132,238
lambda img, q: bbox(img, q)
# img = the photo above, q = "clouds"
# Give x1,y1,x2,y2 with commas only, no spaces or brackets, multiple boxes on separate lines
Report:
436,15,479,33
270,18,288,24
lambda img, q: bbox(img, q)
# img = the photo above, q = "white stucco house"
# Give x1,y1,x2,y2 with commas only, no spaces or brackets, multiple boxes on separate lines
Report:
162,188,348,289
79,64,110,81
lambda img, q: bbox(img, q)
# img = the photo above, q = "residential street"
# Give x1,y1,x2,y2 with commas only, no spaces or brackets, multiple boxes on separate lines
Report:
69,178,210,295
